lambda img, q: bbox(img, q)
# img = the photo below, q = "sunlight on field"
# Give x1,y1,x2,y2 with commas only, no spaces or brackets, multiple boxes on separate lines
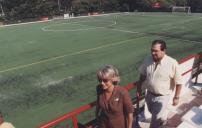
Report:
0,12,202,128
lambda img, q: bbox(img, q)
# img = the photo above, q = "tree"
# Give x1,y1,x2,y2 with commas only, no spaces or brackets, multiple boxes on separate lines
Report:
175,0,187,6
189,0,202,12
1,0,202,22
60,0,74,13
0,0,5,16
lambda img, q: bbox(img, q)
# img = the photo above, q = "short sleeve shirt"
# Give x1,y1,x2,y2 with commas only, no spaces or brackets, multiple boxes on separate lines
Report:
0,122,15,128
139,55,182,95
96,86,134,128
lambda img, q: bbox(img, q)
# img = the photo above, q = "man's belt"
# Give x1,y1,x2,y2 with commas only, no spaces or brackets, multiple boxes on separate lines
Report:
148,91,163,97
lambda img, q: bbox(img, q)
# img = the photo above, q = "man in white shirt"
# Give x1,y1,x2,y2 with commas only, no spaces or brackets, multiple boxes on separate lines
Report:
137,39,182,128
0,111,15,128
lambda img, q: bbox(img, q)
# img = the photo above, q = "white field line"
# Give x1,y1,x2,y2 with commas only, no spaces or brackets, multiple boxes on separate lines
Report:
41,20,97,31
0,36,144,73
0,20,52,28
42,20,116,32
117,15,202,31
0,12,125,28
112,28,139,34
1,12,201,72
42,26,103,32
76,20,117,28
110,14,202,44
158,35,202,44
153,16,202,32
0,12,201,29
125,12,202,18
61,12,127,19
111,28,202,44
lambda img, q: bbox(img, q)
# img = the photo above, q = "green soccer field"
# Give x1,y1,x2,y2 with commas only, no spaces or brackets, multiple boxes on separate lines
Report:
0,12,202,128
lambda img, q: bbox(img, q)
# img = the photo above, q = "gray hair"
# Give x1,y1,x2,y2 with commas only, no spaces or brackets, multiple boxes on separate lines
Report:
97,65,120,84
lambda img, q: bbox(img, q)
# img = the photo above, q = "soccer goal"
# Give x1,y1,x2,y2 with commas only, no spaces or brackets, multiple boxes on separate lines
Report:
172,6,191,14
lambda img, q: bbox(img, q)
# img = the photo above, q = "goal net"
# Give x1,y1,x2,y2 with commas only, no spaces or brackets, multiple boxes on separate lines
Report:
172,6,191,14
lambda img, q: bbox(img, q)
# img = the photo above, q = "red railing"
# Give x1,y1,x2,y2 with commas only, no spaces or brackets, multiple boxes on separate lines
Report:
39,101,96,128
39,52,202,128
39,82,140,128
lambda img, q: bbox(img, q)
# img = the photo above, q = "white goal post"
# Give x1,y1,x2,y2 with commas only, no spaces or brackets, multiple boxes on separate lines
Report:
172,6,191,14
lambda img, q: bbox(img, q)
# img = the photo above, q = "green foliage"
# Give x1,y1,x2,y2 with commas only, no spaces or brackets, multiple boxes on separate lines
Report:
189,0,202,12
3,0,58,21
0,16,5,22
1,0,202,22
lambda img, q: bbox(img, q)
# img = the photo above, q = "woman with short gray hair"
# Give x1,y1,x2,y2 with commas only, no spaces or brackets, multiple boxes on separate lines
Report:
96,65,134,128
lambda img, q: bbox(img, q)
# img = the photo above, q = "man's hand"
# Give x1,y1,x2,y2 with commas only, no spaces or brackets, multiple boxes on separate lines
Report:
172,97,179,106
173,84,182,106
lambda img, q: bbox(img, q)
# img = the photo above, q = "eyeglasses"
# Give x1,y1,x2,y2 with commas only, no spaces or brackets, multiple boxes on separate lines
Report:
98,78,110,83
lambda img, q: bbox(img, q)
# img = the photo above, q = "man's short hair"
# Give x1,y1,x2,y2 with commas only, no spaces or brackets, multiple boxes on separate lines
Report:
152,39,167,51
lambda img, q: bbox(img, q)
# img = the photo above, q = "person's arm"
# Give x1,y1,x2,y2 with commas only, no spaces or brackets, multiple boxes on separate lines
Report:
137,74,146,96
173,84,182,106
172,60,183,106
127,113,133,128
137,58,147,96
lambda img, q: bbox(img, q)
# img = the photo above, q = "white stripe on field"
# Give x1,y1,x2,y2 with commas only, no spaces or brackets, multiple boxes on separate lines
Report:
0,36,145,73
42,20,116,32
111,28,202,44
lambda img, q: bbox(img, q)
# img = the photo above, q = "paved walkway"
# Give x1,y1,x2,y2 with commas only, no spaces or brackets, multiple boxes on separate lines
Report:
139,74,202,128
